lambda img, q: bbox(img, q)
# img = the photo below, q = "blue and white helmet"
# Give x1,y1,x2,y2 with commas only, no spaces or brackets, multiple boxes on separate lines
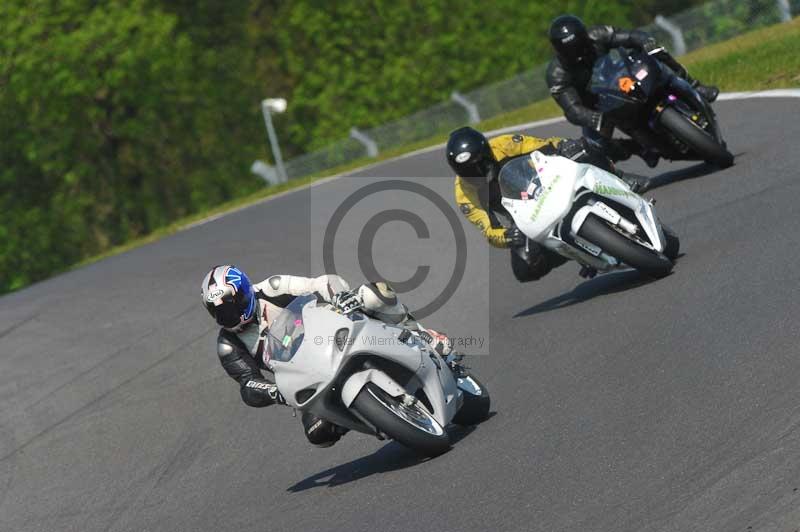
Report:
201,265,257,329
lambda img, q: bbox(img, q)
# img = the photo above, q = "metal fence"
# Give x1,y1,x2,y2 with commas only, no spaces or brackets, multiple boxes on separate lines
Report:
284,137,366,180
641,0,793,52
268,0,795,182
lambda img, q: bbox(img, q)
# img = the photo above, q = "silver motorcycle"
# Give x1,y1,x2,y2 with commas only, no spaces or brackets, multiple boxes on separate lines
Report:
265,293,490,457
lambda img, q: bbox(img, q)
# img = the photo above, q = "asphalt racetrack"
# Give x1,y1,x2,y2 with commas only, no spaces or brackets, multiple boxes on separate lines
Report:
2,95,800,532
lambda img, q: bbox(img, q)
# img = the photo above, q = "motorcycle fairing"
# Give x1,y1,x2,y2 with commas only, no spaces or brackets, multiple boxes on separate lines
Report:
501,152,666,267
272,300,460,432
574,164,666,252
500,151,581,241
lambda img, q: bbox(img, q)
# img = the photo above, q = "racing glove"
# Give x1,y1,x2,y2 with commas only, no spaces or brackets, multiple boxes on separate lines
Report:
331,289,363,314
642,37,660,54
505,228,527,248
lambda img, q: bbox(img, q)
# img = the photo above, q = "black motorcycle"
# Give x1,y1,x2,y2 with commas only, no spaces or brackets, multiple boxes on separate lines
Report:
590,47,733,168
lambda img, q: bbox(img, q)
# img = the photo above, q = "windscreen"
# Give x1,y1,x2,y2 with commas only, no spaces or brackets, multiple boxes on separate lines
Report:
591,49,628,91
590,48,638,111
498,156,538,199
266,294,316,362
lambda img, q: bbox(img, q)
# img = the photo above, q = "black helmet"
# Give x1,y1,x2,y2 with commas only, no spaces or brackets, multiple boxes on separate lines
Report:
446,127,495,186
549,14,592,65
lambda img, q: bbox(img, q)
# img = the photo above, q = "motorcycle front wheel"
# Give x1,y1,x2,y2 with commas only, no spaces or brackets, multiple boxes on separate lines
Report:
579,214,674,279
352,383,451,457
658,106,733,168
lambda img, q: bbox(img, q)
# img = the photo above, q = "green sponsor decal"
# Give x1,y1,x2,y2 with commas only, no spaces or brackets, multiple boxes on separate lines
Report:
593,183,637,198
529,174,561,222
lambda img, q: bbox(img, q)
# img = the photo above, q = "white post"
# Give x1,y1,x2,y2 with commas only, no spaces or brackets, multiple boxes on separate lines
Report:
654,15,687,56
777,0,792,22
250,160,282,186
451,91,481,124
261,100,288,183
350,127,379,157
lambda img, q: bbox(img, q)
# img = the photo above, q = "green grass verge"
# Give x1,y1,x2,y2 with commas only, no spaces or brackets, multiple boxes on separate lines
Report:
75,18,800,272
681,17,800,90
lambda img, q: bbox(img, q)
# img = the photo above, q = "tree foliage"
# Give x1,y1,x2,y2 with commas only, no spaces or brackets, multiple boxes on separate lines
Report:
0,0,712,293
0,0,261,291
267,0,635,150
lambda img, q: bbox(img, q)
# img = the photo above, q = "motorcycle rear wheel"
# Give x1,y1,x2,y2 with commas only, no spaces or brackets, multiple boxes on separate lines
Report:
352,383,451,457
658,107,733,168
579,214,673,279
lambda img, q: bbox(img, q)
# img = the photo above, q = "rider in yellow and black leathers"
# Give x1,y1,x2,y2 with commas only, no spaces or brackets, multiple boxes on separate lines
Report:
448,127,644,282
454,133,562,248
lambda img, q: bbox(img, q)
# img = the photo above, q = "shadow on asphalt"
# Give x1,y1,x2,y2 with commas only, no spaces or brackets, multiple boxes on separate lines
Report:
513,269,654,318
640,161,725,192
287,418,492,492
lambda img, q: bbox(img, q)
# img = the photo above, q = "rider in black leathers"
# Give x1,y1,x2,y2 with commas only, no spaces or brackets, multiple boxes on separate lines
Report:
546,14,720,168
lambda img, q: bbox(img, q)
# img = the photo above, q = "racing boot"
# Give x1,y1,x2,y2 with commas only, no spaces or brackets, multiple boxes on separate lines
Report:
302,412,347,448
689,77,719,102
606,138,640,163
695,84,720,103
640,148,661,169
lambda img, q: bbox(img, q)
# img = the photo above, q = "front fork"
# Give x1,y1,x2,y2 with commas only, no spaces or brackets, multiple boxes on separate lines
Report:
652,76,724,143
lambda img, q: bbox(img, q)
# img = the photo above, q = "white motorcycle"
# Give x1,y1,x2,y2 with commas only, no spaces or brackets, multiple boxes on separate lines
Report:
264,293,490,457
499,151,679,279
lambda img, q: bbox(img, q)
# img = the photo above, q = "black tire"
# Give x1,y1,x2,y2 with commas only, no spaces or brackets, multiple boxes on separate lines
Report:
352,382,451,457
452,374,491,426
662,224,680,261
579,215,673,279
658,106,733,168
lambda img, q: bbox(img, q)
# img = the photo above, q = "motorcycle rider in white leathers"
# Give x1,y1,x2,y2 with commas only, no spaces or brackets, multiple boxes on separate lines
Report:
201,265,455,447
